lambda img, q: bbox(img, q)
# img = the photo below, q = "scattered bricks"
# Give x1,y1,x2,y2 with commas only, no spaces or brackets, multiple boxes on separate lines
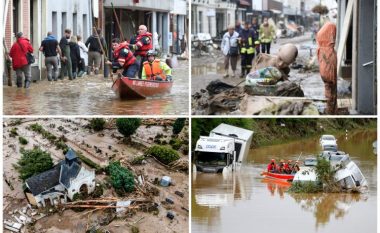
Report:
165,198,174,204
175,191,184,198
166,211,175,220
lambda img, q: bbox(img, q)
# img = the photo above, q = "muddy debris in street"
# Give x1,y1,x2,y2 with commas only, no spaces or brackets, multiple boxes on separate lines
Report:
192,79,312,115
3,118,189,233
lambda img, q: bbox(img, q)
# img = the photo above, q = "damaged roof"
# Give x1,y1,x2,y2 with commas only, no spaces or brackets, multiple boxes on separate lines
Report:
25,164,62,196
59,162,81,189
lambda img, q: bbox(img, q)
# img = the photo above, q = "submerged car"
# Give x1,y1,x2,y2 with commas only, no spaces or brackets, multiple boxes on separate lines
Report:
320,135,338,151
293,151,368,192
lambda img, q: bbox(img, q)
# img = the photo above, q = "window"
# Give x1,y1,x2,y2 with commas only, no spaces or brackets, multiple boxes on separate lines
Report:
52,12,57,37
73,13,77,35
61,12,67,37
198,11,203,33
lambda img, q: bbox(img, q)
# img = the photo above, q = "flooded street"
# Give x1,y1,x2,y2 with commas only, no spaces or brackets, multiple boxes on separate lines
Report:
192,130,376,233
3,60,189,115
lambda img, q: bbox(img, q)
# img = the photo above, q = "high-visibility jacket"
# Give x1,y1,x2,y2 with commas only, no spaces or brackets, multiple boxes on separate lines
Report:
239,29,256,55
259,24,275,43
132,32,153,57
113,42,136,68
142,59,172,80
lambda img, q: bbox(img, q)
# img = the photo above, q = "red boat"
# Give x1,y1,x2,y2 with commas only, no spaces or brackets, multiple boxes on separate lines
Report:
112,77,173,99
261,171,295,181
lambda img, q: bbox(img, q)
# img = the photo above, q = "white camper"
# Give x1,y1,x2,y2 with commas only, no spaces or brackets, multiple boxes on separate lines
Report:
194,124,253,173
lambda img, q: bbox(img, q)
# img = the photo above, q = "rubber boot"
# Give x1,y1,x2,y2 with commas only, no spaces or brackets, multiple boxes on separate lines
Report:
24,80,31,89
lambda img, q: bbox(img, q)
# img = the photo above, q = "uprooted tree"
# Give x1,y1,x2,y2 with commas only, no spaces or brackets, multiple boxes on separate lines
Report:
106,161,135,196
116,118,141,138
14,147,54,181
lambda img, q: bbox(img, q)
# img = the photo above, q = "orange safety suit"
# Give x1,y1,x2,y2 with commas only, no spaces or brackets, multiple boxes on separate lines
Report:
317,22,337,114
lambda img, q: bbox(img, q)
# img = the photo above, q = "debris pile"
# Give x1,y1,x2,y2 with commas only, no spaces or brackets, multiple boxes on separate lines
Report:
192,79,306,115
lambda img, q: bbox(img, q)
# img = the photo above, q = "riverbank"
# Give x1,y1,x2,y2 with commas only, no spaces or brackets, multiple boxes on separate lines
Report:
192,118,376,148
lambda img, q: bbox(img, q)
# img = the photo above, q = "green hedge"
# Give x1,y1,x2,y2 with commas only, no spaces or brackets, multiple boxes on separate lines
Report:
146,145,180,165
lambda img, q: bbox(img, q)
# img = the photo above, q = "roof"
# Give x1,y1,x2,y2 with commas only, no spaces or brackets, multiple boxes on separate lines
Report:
65,148,78,161
210,123,253,141
59,161,81,189
25,164,62,196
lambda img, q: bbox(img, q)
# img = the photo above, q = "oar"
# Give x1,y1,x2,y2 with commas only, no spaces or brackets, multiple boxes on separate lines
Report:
111,2,125,42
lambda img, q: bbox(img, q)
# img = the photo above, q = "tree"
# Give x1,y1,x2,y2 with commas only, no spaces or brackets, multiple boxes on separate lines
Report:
15,147,54,181
173,118,186,135
90,118,106,131
116,118,141,138
106,161,135,195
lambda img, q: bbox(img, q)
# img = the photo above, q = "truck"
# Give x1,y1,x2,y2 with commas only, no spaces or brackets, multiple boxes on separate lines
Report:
193,123,254,174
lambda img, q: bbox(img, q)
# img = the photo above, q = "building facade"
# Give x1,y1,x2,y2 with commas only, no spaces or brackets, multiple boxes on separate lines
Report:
3,0,92,82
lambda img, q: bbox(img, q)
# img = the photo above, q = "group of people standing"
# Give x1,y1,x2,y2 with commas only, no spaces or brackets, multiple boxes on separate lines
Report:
7,24,172,88
221,17,276,78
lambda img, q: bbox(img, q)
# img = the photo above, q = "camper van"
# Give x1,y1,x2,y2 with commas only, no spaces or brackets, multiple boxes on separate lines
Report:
194,124,253,173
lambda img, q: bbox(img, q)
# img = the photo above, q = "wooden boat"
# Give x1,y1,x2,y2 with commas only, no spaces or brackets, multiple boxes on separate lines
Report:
112,77,173,99
261,171,295,181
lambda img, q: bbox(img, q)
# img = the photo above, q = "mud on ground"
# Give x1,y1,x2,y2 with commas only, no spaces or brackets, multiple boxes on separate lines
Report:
3,118,189,233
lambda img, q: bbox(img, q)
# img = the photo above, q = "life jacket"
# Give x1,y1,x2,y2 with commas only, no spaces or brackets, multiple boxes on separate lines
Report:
143,59,166,80
113,42,136,68
134,32,153,56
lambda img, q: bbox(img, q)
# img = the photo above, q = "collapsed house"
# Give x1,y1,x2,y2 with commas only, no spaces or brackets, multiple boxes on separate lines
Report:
24,149,96,208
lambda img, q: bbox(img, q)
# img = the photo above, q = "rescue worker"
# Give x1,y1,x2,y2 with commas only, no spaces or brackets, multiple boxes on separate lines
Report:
129,25,153,78
267,159,277,173
317,22,337,114
251,18,261,54
278,159,285,173
238,22,256,78
284,160,292,174
292,161,300,173
252,43,298,81
259,17,276,54
106,38,139,78
141,50,172,81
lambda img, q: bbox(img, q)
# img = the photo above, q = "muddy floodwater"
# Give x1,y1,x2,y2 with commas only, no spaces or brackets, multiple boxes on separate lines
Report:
3,60,189,115
192,130,376,233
